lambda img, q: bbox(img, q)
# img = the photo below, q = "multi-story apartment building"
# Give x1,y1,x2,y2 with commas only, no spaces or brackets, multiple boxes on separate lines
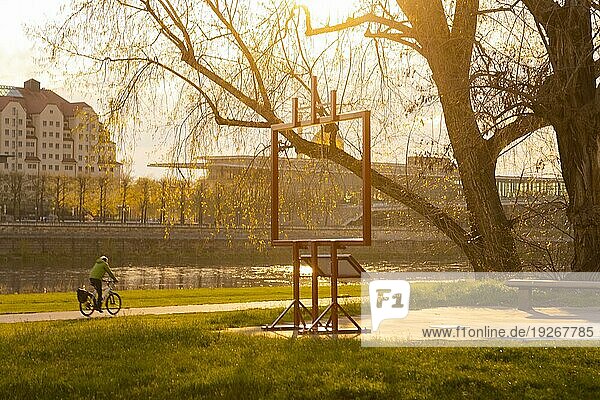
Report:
0,79,120,177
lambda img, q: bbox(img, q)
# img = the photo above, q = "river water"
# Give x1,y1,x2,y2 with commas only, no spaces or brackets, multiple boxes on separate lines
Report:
1,262,468,294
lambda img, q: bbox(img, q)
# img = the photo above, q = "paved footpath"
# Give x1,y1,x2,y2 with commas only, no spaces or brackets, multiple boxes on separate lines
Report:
0,297,359,324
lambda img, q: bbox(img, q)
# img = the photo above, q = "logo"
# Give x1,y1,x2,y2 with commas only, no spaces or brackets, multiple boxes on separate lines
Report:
369,280,411,331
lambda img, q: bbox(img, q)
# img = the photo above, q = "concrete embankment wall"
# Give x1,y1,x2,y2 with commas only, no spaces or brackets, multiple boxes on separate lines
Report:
0,223,463,268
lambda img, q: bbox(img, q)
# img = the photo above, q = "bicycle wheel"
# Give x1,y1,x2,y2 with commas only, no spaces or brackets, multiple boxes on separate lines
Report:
79,294,95,317
105,292,122,315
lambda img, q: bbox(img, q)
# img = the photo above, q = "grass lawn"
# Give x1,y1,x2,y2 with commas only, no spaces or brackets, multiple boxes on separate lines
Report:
0,285,363,314
4,279,598,314
1,310,599,399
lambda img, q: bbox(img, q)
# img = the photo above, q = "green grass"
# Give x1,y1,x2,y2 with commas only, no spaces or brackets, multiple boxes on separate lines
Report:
4,279,599,315
0,285,363,314
1,311,599,399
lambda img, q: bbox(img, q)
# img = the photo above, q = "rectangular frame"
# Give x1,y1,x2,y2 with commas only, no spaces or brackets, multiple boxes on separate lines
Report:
270,77,371,247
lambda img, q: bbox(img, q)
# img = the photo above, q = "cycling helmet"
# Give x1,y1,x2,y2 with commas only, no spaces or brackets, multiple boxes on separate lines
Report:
100,255,108,263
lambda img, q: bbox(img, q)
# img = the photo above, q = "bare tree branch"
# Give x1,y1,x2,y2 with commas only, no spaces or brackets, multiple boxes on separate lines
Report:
298,6,414,38
205,0,272,111
487,113,549,157
365,29,423,54
281,133,474,251
522,0,561,24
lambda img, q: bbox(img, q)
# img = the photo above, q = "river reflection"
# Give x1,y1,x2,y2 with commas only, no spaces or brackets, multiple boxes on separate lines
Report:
0,262,468,294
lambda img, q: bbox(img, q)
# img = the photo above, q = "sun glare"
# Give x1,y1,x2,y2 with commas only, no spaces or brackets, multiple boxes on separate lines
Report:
296,0,358,23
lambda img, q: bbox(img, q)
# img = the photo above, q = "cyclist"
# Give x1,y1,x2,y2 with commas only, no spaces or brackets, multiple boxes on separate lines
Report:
89,256,118,312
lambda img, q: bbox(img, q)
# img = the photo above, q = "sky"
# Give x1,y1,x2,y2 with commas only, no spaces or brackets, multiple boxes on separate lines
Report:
0,1,63,87
0,0,164,177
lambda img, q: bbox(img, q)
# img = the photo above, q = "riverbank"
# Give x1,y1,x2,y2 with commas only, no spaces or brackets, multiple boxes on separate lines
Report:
0,223,466,268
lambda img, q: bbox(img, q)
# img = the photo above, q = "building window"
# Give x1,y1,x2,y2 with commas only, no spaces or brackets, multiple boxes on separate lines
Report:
43,121,47,127
4,140,8,146
50,109,54,114
49,132,54,137
49,143,54,149
50,121,54,126
42,143,46,149
18,119,23,125
4,118,9,124
4,129,8,135
17,141,22,147
17,152,22,158
17,164,22,170
49,154,53,159
78,155,82,161
42,165,46,171
56,154,60,159
43,132,47,137
56,121,60,128
17,130,22,136
56,132,60,139
79,145,83,150
78,166,82,172
42,154,46,159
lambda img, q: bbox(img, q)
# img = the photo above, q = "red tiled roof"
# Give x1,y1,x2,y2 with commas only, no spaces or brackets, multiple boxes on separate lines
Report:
0,97,27,113
0,83,92,117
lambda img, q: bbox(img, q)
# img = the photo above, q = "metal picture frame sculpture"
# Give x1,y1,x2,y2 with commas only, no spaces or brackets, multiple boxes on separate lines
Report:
265,76,372,334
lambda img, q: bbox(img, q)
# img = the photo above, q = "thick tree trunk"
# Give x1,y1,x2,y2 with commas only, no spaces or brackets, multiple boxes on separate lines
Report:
524,0,600,271
554,116,600,271
439,85,521,271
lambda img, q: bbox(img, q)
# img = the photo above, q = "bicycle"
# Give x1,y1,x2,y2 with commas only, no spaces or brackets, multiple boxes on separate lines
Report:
77,279,122,317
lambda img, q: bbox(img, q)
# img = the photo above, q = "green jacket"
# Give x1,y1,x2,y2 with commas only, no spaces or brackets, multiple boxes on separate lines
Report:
90,258,117,281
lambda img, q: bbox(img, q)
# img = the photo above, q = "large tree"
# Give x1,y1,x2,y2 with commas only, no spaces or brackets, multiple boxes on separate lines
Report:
517,0,600,271
470,0,600,271
40,0,558,271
